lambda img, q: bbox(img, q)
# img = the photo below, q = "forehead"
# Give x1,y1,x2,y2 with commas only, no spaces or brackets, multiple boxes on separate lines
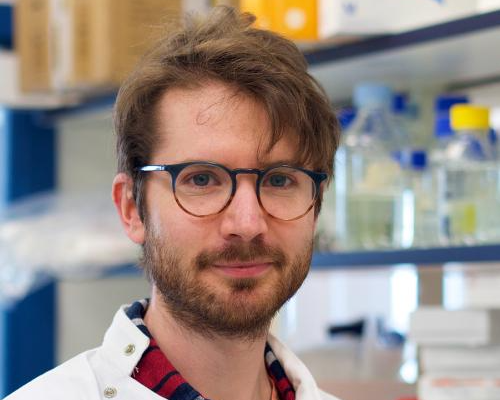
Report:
152,81,299,167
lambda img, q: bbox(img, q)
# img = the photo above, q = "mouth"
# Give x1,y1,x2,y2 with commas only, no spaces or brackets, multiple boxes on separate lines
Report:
211,261,273,278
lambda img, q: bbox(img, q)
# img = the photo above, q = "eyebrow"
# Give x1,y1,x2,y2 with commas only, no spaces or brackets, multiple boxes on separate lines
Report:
256,159,299,169
168,159,300,169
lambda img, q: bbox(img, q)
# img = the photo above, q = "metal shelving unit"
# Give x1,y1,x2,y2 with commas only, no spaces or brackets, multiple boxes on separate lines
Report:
307,9,500,101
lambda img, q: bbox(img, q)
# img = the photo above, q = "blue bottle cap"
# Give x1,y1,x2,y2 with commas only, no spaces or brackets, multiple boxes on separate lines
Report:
434,115,454,138
393,93,407,114
338,107,356,130
353,83,393,109
393,149,427,169
434,94,468,112
411,150,427,170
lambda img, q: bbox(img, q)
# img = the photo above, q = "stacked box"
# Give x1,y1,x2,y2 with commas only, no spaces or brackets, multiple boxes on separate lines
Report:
410,307,500,400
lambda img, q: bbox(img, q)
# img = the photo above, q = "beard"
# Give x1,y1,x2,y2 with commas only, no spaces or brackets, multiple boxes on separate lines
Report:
140,226,312,341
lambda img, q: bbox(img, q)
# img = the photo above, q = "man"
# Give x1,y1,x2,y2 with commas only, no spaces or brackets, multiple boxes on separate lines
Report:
6,6,340,400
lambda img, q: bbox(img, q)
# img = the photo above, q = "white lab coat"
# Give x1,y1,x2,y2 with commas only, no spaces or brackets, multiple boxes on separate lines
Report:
5,305,341,400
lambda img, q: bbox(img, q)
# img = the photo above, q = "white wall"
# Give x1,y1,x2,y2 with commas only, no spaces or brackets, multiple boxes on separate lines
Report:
57,275,150,363
57,109,116,194
55,109,150,362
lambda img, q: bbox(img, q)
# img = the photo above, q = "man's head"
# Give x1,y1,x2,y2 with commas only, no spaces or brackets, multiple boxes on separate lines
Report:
112,7,339,340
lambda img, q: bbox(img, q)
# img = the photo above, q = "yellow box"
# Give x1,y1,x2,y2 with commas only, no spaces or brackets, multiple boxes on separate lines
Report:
271,0,318,41
238,0,318,41
239,0,273,30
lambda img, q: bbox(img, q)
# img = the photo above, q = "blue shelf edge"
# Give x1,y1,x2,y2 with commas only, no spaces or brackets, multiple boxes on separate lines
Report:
44,92,117,120
99,244,500,276
312,244,500,268
305,9,500,66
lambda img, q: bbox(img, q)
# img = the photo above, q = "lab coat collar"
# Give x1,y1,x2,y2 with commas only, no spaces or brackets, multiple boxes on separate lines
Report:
101,304,150,377
100,305,329,400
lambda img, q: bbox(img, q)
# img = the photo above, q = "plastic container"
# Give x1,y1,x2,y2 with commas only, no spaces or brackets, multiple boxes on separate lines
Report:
403,151,441,248
335,83,408,250
393,93,419,147
438,104,500,244
429,94,468,165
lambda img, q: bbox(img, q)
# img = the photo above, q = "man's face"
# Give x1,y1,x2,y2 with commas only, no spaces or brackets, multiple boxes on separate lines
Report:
141,81,316,339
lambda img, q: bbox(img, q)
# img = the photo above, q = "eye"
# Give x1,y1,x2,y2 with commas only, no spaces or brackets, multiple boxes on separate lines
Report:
177,164,229,194
192,173,211,186
265,173,293,188
182,172,222,188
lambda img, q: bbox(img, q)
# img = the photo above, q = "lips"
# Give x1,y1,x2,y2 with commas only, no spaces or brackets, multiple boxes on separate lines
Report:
212,261,273,278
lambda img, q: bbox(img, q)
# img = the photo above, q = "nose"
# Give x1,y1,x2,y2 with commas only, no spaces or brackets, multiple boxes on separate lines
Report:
219,176,269,242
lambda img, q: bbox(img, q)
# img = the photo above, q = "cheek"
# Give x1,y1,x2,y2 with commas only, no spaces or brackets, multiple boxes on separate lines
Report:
148,203,218,254
272,217,315,252
145,179,180,235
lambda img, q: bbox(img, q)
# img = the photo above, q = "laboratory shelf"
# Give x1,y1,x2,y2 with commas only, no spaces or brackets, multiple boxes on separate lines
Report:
312,244,500,268
306,9,500,100
44,91,116,118
6,10,500,109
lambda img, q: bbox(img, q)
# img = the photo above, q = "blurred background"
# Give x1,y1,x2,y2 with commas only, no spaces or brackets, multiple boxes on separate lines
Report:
2,1,500,400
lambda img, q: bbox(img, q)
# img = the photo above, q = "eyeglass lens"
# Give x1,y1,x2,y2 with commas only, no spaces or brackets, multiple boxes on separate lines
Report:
174,163,317,220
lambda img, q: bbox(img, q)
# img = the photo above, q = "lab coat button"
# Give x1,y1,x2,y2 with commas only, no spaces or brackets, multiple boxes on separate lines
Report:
104,387,117,398
124,344,135,356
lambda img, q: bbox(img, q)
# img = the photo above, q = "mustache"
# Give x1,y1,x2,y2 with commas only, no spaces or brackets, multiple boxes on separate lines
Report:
195,239,287,270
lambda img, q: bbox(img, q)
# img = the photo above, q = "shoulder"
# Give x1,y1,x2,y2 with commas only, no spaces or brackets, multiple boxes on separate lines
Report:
4,349,100,400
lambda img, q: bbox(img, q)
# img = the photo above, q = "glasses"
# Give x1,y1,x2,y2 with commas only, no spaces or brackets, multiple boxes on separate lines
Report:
137,161,327,221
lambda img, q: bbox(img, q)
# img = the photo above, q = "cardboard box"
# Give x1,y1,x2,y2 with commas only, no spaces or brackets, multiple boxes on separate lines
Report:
109,0,181,84
16,0,211,93
0,50,79,107
16,0,100,92
86,0,114,86
15,0,51,92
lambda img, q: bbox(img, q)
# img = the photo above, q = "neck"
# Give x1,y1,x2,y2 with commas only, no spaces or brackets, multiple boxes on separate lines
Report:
143,288,272,400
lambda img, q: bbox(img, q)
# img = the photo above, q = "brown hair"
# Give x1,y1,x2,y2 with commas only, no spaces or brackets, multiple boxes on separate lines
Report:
114,6,339,220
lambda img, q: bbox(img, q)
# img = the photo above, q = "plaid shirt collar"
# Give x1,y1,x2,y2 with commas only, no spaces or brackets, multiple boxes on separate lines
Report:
126,299,296,400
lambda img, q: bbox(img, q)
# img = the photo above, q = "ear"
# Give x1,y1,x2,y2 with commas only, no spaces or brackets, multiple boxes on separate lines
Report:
112,173,145,244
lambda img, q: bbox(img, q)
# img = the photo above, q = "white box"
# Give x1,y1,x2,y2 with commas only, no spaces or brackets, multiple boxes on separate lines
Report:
409,307,500,346
477,0,500,12
319,0,477,37
420,345,500,373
